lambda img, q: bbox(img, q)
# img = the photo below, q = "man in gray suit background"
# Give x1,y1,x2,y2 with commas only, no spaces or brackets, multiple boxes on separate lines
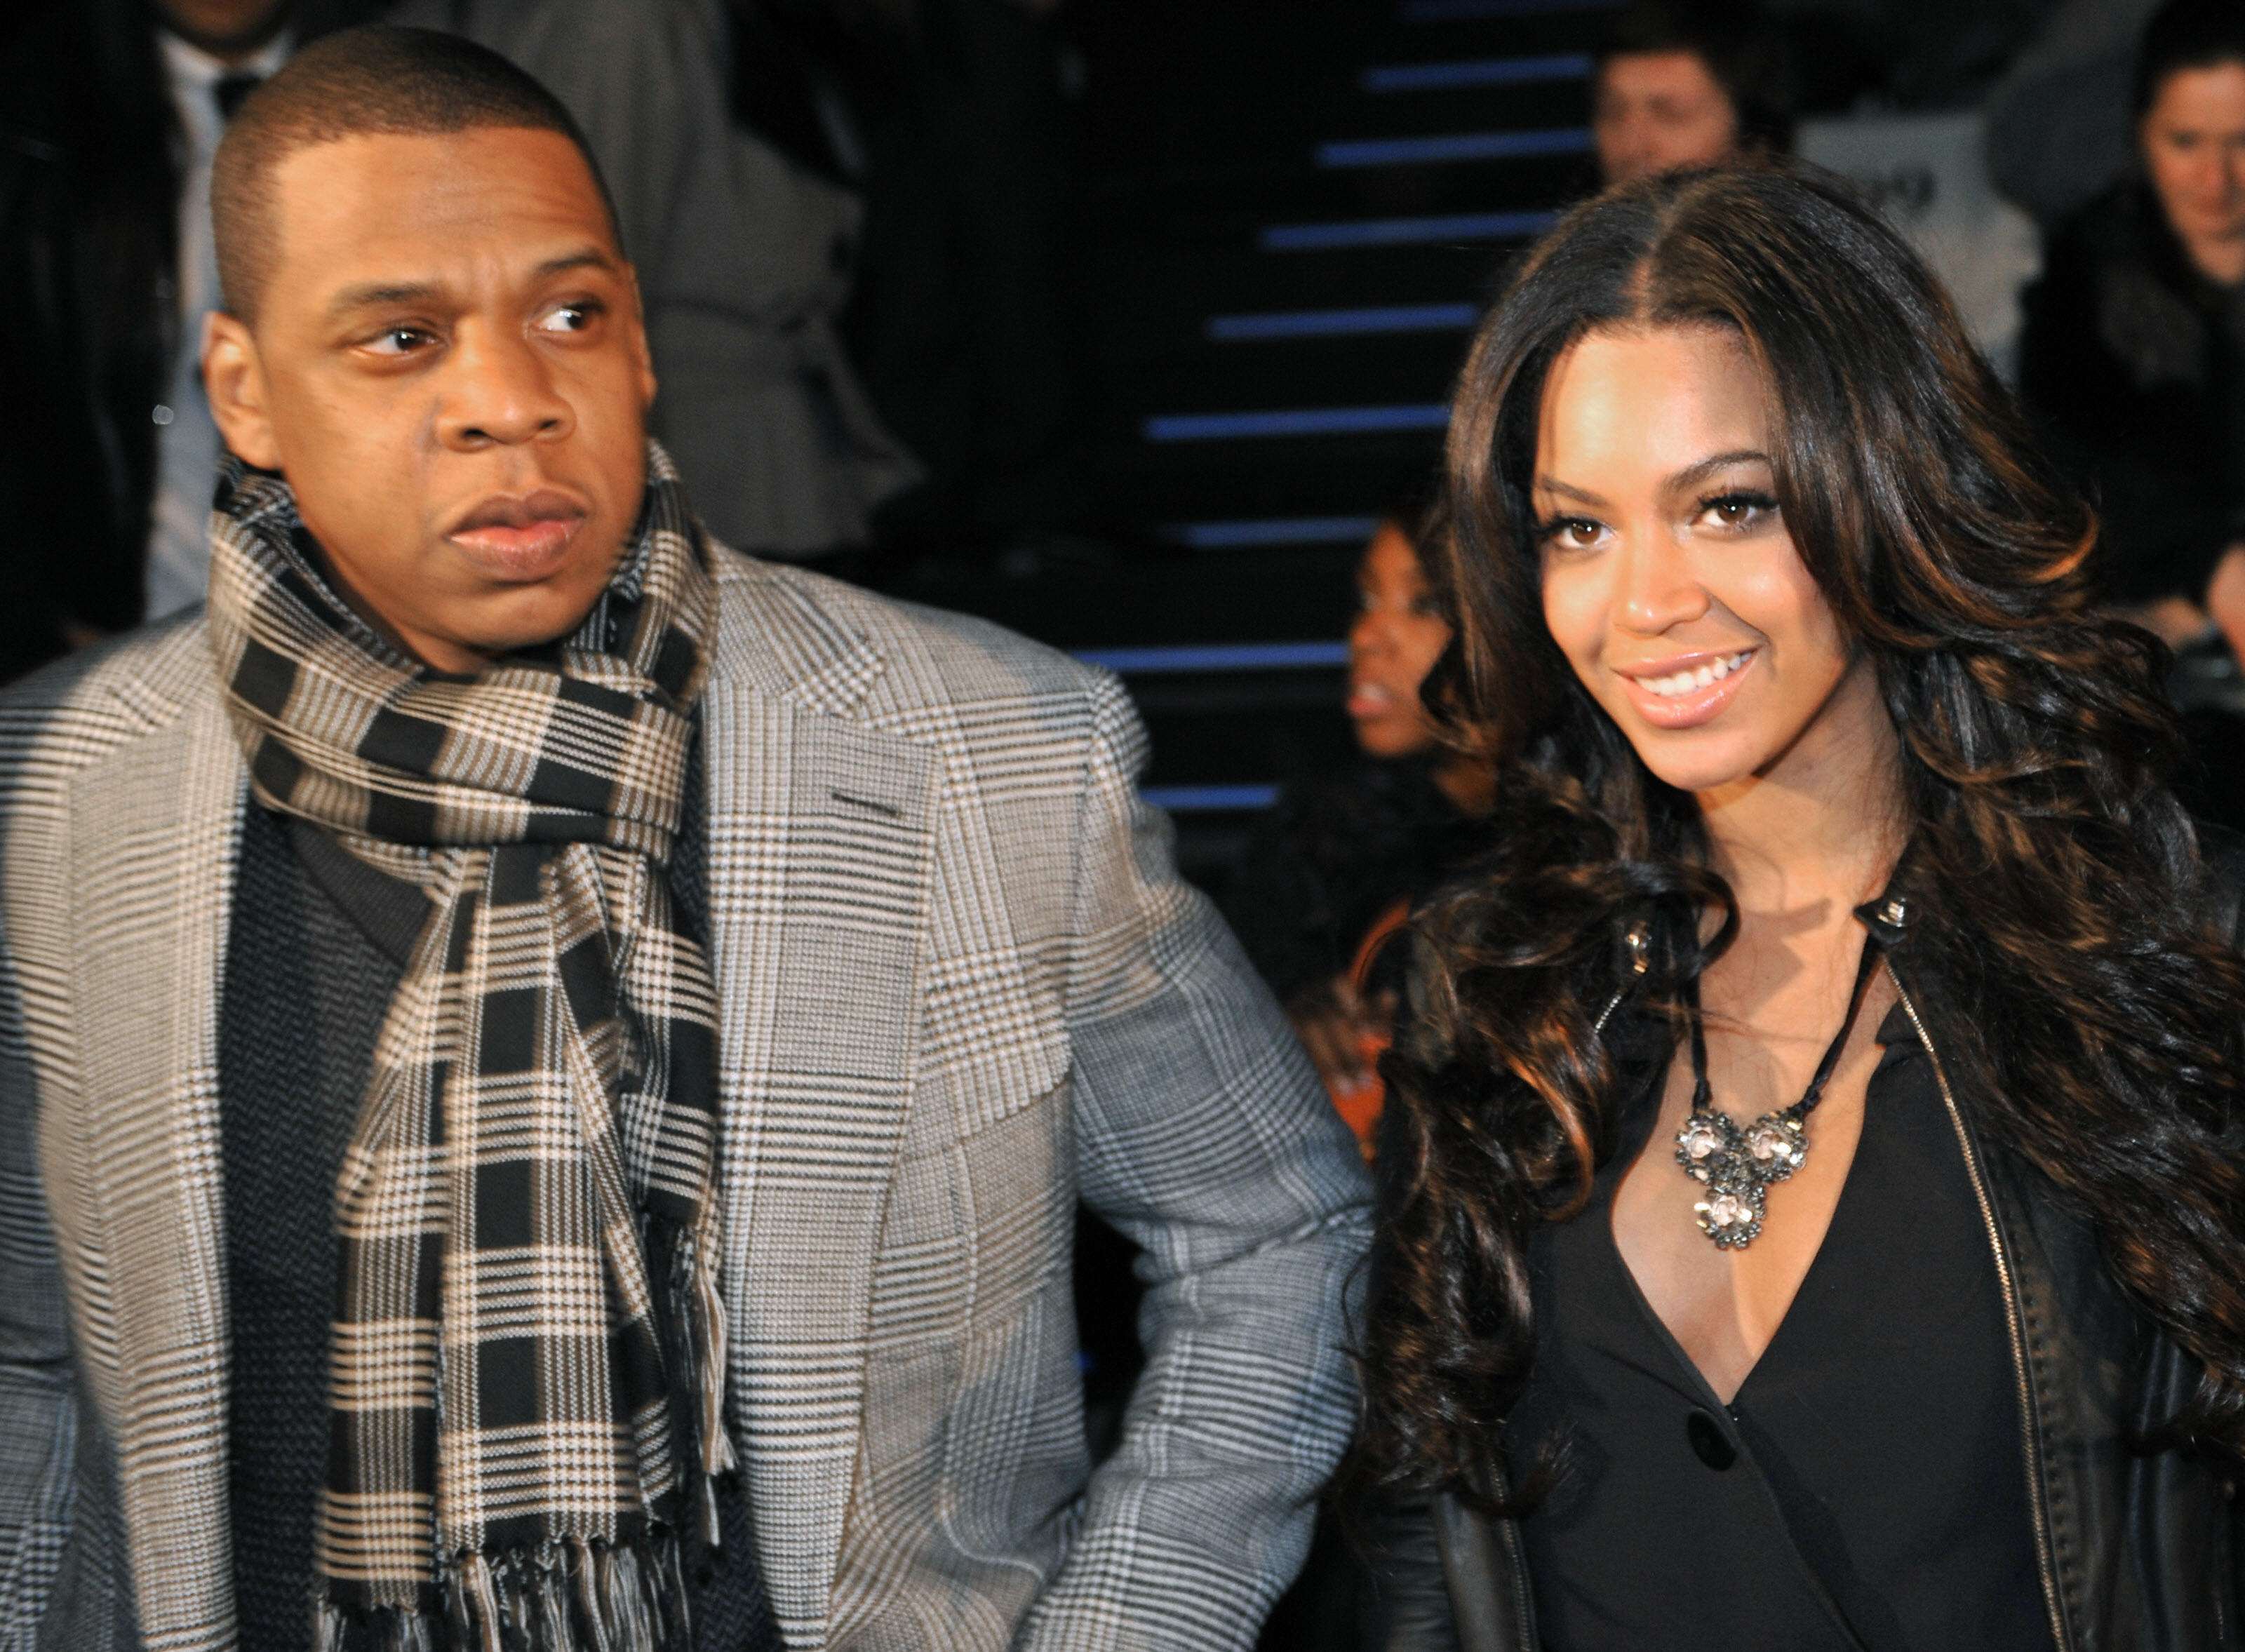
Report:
0,26,1367,1652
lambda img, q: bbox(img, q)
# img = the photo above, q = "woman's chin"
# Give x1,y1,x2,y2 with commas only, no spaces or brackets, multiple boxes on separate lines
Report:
1621,725,1770,798
1353,717,1437,762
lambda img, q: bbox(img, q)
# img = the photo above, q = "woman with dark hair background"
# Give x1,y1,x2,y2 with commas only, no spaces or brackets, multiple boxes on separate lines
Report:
1353,163,2245,1651
2018,0,2245,782
1225,506,1492,1160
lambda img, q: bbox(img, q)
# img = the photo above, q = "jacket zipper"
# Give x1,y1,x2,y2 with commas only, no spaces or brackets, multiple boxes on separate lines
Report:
1893,976,2070,1652
1488,1467,1538,1650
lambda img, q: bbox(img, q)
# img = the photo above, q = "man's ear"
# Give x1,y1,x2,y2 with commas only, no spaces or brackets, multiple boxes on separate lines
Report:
203,311,282,469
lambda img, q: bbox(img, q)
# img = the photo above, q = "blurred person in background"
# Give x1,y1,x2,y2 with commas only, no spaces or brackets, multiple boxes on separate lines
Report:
390,0,921,560
1224,505,1492,1160
2018,0,2245,819
0,0,343,685
1593,0,1795,187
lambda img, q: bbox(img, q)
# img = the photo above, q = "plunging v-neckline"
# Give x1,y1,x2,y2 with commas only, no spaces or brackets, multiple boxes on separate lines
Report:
1607,1017,1902,1406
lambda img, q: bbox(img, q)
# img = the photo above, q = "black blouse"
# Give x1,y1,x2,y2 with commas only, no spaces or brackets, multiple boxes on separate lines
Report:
1503,1004,2054,1652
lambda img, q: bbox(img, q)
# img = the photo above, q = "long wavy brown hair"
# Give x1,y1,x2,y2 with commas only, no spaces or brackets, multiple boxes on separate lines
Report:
1350,163,2245,1510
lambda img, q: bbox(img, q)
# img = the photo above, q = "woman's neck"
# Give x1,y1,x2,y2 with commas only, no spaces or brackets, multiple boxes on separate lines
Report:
1694,658,1908,917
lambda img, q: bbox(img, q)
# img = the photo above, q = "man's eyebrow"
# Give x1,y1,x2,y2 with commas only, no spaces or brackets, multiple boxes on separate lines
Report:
532,247,620,281
325,280,443,319
321,249,620,321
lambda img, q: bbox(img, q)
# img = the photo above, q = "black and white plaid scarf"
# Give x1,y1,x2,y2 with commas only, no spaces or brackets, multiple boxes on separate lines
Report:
206,444,732,1651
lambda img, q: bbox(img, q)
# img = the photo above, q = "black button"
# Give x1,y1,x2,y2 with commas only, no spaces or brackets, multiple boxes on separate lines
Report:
1687,1408,1736,1470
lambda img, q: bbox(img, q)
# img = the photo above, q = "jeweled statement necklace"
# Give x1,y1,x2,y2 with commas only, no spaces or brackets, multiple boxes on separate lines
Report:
1673,927,1885,1250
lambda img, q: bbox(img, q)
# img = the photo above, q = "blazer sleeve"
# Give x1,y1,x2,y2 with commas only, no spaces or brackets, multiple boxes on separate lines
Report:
1013,671,1374,1651
0,1009,89,1645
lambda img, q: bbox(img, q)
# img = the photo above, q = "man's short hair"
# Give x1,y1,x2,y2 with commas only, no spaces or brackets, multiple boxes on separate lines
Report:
1595,1,1799,158
210,26,622,323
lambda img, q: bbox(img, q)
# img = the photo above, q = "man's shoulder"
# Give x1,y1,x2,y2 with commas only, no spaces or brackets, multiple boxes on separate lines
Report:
711,551,1118,719
0,610,215,777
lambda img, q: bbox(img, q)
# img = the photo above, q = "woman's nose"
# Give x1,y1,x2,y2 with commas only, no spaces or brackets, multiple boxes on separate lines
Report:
1351,607,1395,659
1616,532,1708,632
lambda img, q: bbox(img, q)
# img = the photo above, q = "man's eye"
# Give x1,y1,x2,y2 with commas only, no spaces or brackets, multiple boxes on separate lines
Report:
366,326,433,356
536,303,598,334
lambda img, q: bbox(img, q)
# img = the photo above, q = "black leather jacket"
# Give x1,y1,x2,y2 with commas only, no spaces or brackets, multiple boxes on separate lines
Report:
1362,849,2245,1652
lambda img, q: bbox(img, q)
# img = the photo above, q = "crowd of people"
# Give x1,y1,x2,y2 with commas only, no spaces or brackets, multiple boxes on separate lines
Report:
2,0,2245,1648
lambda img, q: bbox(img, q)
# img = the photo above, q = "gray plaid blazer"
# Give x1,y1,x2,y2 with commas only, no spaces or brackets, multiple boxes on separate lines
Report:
0,551,1372,1651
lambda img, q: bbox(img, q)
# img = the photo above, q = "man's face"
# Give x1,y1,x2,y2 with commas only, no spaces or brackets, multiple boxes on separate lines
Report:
152,0,290,60
1594,50,1740,185
203,128,655,673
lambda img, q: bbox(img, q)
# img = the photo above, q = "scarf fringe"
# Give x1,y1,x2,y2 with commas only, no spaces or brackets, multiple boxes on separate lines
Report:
315,1536,693,1652
664,1217,738,1547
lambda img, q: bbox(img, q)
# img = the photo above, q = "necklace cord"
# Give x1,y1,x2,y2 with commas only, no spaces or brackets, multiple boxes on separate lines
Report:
1684,922,1884,1125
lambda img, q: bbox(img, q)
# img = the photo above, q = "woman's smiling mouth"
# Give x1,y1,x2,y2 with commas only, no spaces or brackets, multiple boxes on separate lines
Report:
1634,648,1755,699
1615,647,1759,728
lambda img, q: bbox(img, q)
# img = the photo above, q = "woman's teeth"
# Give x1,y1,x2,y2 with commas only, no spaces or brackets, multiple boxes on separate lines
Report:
1638,650,1753,699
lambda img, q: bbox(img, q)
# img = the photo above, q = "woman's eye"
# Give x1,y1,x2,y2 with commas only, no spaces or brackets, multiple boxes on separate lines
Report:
366,326,434,356
1539,516,1603,549
1703,492,1778,530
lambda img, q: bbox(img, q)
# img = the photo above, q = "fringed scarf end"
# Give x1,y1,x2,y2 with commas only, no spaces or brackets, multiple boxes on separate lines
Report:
313,1598,442,1652
401,1535,695,1652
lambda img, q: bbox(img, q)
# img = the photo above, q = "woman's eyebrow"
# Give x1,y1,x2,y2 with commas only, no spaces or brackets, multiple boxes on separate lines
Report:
1536,476,1608,507
1666,450,1771,493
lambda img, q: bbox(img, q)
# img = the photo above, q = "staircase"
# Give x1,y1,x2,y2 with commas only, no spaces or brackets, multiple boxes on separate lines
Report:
880,0,1611,904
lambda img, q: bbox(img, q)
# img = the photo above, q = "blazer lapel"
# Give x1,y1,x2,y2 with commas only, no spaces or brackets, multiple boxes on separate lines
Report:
63,685,246,1651
701,565,937,1648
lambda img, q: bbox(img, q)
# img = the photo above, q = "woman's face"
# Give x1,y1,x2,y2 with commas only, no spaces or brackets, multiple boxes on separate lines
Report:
1593,50,1740,185
1534,324,1876,799
1347,521,1451,760
2140,60,2245,274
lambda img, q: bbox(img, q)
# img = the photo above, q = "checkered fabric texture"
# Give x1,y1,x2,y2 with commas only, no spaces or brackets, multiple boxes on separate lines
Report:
205,446,734,1646
0,515,1371,1651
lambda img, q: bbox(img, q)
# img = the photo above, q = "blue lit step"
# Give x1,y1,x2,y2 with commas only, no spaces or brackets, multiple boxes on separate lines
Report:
1317,128,1590,168
1141,784,1281,814
1163,516,1383,550
1205,302,1479,342
1075,640,1350,674
1362,53,1592,93
1142,405,1449,443
1259,208,1557,252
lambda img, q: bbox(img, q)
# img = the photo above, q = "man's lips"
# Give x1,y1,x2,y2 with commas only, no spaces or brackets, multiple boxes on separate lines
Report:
444,490,589,580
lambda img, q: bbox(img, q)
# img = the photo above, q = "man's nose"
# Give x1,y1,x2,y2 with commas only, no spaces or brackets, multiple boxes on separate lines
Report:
438,327,573,450
1616,531,1708,632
